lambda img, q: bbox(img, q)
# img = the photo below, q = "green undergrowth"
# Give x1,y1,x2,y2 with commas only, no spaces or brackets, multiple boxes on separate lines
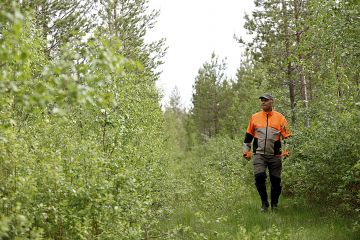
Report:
159,139,359,240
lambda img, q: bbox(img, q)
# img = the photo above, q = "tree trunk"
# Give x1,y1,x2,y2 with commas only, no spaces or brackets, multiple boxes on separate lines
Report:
294,0,310,128
332,42,343,98
299,61,310,128
282,1,296,126
35,1,50,58
288,62,296,126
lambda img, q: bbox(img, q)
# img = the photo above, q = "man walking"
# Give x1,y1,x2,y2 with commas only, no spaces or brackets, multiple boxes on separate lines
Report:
243,94,291,212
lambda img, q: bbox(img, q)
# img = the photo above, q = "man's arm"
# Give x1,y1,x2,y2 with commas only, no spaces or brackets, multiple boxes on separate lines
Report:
281,117,292,158
243,142,252,160
243,116,254,160
281,139,290,158
243,133,253,155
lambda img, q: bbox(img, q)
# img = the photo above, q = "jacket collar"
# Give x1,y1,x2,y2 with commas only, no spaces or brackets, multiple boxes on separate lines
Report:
262,110,274,116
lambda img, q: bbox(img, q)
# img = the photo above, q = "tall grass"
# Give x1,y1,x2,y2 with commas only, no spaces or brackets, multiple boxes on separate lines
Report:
159,137,359,239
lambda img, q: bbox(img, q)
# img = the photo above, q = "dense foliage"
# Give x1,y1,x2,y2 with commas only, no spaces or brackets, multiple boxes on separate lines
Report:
189,0,360,224
1,1,167,239
0,0,359,239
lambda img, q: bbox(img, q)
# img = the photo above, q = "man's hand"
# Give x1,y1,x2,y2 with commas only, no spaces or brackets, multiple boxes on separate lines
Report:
243,151,252,161
282,139,290,159
243,143,252,161
282,150,289,159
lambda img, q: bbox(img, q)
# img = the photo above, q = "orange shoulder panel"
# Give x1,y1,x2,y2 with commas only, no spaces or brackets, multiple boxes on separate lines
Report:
273,111,291,138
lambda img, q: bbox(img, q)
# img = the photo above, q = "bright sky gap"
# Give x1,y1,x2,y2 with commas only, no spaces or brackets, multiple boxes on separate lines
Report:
146,0,255,109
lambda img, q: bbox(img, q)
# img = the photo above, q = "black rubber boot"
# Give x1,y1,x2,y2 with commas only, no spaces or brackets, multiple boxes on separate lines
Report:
255,172,269,212
270,174,282,210
261,201,269,212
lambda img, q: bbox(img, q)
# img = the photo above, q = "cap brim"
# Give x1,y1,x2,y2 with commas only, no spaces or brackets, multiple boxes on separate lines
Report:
259,96,270,100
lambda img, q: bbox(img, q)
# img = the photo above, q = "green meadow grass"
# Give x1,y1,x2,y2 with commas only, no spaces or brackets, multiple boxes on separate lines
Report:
160,153,359,240
163,195,358,239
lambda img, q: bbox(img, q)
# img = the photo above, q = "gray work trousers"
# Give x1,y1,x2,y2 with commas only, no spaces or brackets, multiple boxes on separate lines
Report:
253,154,282,177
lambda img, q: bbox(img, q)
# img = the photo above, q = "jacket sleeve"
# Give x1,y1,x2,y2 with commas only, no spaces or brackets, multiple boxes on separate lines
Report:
244,116,254,143
280,117,291,139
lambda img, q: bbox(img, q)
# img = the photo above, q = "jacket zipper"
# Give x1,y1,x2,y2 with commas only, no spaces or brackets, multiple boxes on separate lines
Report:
264,113,269,154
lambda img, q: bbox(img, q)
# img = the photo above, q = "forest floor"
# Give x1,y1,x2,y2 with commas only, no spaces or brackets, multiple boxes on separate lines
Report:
158,153,359,240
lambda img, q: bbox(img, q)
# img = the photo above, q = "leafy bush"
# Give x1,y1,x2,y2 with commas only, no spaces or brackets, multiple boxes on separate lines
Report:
283,107,360,216
0,6,167,239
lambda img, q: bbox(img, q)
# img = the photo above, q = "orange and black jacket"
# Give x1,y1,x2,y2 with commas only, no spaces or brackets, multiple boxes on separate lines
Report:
244,110,291,156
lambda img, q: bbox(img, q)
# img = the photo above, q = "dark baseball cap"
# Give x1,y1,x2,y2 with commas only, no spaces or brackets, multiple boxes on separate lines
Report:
259,93,274,100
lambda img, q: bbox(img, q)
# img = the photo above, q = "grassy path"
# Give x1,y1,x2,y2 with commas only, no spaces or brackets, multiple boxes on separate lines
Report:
159,152,358,239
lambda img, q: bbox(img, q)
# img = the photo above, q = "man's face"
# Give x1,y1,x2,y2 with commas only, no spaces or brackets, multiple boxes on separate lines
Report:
260,98,274,112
